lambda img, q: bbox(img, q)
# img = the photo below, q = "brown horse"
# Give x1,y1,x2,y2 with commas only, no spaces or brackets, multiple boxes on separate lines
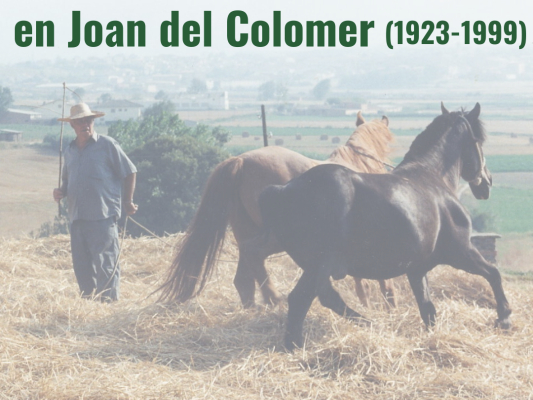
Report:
157,113,396,308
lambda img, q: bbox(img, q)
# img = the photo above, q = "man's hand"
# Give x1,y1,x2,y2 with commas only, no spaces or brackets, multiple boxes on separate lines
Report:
123,201,138,216
53,188,64,203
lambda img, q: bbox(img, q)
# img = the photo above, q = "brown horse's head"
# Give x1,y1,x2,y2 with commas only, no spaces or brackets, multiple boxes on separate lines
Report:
329,112,394,174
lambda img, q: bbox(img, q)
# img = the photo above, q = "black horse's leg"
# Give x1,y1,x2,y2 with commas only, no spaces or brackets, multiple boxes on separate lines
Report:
407,271,437,327
318,278,368,322
285,269,320,351
238,233,284,307
450,246,512,328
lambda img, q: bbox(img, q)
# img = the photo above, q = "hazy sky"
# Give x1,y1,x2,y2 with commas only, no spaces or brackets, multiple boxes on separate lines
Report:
1,0,532,63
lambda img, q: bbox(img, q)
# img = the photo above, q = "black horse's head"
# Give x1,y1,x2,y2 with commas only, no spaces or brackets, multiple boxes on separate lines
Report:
441,102,492,200
468,160,492,200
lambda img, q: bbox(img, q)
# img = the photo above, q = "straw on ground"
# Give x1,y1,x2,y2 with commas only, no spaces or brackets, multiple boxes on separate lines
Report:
0,234,532,399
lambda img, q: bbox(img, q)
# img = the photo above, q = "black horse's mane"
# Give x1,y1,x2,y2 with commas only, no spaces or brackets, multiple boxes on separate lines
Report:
401,110,486,165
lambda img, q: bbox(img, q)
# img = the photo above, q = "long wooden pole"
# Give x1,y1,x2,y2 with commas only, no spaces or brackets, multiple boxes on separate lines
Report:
58,82,66,217
261,104,268,147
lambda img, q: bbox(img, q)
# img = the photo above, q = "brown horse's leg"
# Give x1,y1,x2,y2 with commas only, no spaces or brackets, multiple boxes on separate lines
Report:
234,250,257,308
379,279,397,308
256,259,284,306
231,206,263,308
450,246,512,328
353,277,370,307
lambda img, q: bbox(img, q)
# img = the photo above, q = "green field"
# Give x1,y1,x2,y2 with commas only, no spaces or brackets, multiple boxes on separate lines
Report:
473,187,533,233
0,124,62,141
392,155,533,173
486,154,533,172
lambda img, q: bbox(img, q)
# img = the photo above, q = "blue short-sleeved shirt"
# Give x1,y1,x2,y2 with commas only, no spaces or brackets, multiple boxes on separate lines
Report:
62,133,137,222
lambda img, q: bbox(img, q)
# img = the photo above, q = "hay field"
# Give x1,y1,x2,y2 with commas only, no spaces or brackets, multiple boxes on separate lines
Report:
1,233,532,399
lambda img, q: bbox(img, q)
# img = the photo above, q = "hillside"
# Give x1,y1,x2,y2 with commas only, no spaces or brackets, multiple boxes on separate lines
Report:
0,234,532,399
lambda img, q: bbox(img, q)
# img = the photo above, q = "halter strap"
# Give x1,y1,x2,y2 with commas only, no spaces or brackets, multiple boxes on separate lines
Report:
456,114,476,140
456,114,483,185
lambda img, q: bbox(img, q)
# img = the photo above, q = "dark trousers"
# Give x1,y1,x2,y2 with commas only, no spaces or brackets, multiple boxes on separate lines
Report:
70,217,120,301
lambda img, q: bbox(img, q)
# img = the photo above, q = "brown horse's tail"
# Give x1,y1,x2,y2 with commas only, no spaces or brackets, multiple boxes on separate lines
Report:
156,156,243,303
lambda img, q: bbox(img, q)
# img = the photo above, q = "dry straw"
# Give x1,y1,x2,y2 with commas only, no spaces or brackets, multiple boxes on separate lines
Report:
0,234,532,399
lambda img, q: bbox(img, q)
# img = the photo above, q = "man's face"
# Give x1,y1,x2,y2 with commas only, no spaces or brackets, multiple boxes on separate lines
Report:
70,116,95,141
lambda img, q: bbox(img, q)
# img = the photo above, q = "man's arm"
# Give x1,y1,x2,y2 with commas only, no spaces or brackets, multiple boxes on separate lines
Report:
122,173,138,216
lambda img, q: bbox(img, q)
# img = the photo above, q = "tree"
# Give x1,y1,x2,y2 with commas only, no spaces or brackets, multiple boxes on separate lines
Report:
142,100,175,118
107,101,231,235
312,79,331,100
0,86,13,113
257,81,289,101
155,90,169,101
98,93,113,104
126,135,228,236
108,101,230,153
258,81,276,100
188,78,207,94
71,87,86,102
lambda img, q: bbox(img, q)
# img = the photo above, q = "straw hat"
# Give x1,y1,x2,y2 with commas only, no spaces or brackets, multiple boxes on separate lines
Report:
58,103,105,122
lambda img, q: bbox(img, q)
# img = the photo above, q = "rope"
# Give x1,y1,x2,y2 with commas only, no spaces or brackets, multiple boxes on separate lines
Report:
127,216,288,263
101,216,129,296
128,217,174,247
64,85,84,102
350,148,396,170
57,83,66,218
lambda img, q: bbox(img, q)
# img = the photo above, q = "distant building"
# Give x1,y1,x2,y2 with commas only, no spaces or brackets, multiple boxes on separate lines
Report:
94,100,144,124
293,106,355,117
175,92,229,111
0,129,23,141
0,109,41,124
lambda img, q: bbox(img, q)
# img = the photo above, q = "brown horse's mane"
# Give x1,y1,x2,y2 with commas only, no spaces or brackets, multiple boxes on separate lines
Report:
327,118,394,173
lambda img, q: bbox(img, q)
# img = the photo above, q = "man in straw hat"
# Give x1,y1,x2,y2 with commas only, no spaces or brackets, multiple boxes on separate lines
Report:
53,103,138,302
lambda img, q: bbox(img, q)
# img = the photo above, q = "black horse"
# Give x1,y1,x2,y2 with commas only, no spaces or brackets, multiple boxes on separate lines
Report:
259,103,510,351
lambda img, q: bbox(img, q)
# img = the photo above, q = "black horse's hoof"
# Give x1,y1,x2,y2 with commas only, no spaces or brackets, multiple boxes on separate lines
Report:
283,343,296,353
283,337,302,352
495,318,512,330
351,316,371,327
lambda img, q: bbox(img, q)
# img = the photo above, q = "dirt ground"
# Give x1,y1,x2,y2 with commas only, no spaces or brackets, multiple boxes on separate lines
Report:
0,146,59,237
